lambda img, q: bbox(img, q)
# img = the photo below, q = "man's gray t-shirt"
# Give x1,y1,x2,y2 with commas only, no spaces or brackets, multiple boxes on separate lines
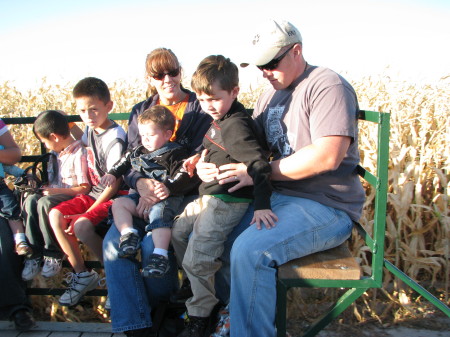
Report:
253,66,365,221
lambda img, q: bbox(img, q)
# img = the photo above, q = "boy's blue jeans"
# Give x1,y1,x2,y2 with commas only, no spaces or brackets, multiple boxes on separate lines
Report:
230,193,354,337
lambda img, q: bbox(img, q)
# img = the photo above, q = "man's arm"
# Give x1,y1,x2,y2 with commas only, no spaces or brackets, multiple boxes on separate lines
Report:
0,131,21,165
270,136,351,181
214,135,351,192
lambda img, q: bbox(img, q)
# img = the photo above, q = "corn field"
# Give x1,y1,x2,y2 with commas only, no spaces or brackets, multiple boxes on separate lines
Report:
0,75,448,327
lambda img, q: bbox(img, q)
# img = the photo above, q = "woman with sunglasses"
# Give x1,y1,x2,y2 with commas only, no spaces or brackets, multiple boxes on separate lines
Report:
102,48,214,336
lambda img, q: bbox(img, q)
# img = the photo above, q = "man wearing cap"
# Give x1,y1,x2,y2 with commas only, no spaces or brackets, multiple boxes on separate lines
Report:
196,18,365,336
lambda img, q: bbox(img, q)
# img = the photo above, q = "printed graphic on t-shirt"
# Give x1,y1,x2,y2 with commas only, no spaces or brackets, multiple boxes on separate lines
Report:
86,147,100,186
266,105,293,157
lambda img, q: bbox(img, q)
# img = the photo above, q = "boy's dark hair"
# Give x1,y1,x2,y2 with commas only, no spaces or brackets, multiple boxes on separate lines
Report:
191,55,239,95
33,110,70,139
138,105,176,133
72,77,111,104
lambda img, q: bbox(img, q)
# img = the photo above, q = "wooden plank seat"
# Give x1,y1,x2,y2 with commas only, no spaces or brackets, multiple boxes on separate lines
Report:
278,242,361,281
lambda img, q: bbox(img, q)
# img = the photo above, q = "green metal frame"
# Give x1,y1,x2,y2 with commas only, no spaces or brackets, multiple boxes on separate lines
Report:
275,110,450,337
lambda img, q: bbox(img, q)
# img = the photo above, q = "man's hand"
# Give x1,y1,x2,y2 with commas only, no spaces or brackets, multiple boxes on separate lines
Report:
135,178,160,218
251,209,278,230
136,196,157,219
217,162,253,193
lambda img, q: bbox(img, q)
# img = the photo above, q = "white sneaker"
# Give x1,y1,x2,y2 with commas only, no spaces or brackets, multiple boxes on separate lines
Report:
22,257,42,281
105,295,111,311
41,256,63,278
59,270,100,306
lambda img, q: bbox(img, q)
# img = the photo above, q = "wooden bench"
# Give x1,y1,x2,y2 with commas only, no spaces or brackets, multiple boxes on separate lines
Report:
278,241,361,281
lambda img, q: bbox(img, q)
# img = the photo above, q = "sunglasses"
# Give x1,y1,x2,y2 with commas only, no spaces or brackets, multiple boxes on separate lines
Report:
151,68,180,80
257,44,296,71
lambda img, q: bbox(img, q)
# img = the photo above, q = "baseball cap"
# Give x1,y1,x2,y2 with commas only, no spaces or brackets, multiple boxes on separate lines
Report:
240,19,302,68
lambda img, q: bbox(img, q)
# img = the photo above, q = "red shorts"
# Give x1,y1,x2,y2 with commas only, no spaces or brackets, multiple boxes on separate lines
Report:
52,194,113,226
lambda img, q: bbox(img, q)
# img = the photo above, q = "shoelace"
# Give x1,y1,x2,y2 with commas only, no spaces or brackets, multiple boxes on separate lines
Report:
44,257,61,270
63,272,77,287
25,258,40,269
61,272,84,303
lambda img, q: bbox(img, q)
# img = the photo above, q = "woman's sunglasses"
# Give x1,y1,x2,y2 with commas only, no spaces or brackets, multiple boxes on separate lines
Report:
257,44,296,71
151,68,180,80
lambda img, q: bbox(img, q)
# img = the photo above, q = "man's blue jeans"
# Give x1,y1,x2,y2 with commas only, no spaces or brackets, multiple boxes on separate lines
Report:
230,193,354,337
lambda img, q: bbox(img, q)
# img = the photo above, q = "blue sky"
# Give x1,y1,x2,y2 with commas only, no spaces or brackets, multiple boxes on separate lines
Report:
0,0,449,91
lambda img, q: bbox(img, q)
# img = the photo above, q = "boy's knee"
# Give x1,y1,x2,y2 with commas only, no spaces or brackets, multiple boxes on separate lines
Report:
48,208,60,222
111,199,122,212
37,196,51,210
112,197,131,212
73,218,94,240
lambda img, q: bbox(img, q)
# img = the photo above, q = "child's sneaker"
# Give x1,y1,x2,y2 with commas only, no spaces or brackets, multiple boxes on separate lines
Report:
105,295,111,311
22,257,42,281
141,254,170,278
41,256,64,278
118,232,140,258
15,241,33,257
59,270,100,306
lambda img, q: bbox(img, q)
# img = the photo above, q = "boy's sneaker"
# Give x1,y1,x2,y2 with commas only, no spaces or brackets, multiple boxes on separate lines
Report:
22,257,42,281
118,232,140,258
15,241,33,257
177,315,210,337
41,256,64,278
141,254,170,278
59,270,100,306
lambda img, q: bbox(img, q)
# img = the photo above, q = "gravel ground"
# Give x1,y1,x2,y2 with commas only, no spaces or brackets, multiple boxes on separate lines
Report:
287,312,450,337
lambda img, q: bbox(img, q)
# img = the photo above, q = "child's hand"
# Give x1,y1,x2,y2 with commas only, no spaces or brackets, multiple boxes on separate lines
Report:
183,154,201,177
195,149,219,183
41,186,54,196
250,209,278,230
101,174,116,187
60,140,82,155
63,214,84,235
153,181,169,200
